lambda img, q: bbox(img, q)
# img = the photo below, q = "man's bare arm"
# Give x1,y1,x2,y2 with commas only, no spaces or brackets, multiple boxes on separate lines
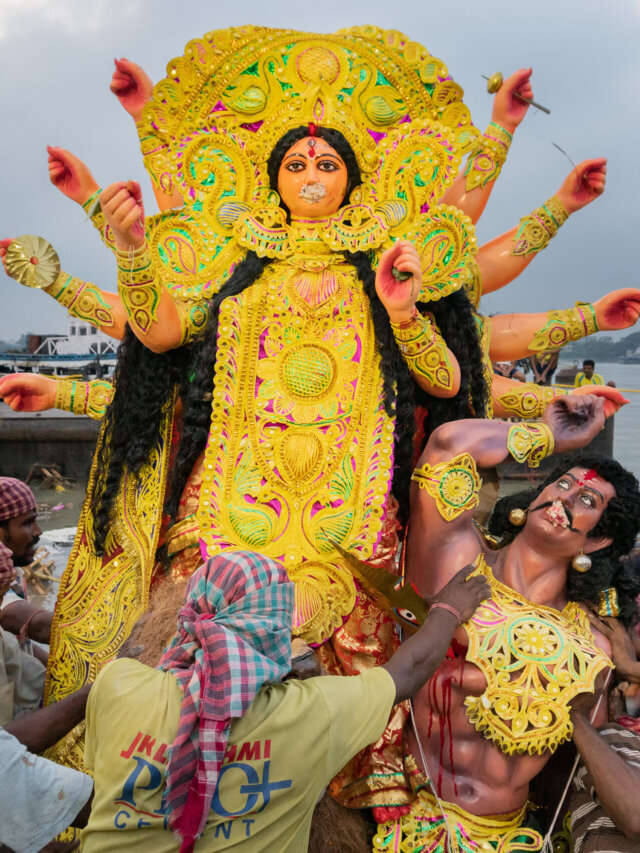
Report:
383,566,489,701
4,686,90,753
1,600,52,644
571,710,640,841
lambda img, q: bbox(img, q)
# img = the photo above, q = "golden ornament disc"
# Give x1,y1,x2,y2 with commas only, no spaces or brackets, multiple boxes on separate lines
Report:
4,235,60,289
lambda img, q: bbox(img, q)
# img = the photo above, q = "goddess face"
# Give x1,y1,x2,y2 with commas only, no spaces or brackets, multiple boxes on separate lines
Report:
524,467,615,556
277,136,349,219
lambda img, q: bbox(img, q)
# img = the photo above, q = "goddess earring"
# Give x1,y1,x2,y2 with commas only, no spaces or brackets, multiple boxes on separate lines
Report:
571,550,592,573
509,508,527,527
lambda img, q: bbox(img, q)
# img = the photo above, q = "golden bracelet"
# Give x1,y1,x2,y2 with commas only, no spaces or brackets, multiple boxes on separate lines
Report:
45,271,116,330
54,379,89,416
86,380,114,420
464,122,512,192
391,311,456,394
81,189,117,251
506,422,555,468
528,302,599,352
116,243,159,335
497,384,567,420
512,196,569,256
411,452,482,522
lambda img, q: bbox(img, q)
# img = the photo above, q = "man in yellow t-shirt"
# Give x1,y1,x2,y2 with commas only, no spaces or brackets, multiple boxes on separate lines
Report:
574,359,605,386
81,551,488,853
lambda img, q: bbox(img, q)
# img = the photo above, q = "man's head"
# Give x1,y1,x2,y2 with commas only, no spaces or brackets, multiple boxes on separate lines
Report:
155,551,295,849
582,359,596,379
488,453,640,623
0,477,40,566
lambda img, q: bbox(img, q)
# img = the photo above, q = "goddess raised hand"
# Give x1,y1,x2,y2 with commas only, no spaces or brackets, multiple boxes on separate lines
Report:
109,58,183,211
109,58,153,123
376,241,461,398
47,146,99,207
441,68,534,223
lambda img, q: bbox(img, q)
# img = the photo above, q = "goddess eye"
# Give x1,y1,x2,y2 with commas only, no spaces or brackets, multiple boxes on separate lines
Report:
285,161,306,172
317,160,339,172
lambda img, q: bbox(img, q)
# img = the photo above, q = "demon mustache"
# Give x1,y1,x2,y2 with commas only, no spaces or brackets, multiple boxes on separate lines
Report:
530,500,579,532
298,182,327,202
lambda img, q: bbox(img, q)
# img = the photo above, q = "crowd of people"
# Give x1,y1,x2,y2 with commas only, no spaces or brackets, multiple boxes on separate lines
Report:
2,391,640,851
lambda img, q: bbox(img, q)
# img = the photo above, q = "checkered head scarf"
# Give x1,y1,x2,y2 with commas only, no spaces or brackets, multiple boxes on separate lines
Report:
158,551,294,852
0,541,13,575
0,478,36,522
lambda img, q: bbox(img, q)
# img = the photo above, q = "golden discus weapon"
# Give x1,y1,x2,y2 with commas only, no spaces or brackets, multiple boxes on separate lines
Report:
4,235,60,289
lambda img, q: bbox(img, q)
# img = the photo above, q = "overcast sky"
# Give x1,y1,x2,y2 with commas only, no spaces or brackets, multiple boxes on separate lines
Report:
0,0,639,340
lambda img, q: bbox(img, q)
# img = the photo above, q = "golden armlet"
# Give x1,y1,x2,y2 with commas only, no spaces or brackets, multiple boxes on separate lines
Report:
116,243,159,335
45,272,116,330
507,422,555,468
177,301,210,346
528,302,599,352
464,122,512,192
411,452,482,521
391,311,456,394
512,195,569,256
498,384,566,419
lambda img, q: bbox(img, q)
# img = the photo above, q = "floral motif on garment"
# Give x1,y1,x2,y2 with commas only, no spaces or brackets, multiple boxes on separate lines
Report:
196,250,395,644
464,556,611,756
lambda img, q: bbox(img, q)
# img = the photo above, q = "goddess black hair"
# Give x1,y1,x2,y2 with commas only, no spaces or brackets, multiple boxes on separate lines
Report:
487,452,640,625
91,125,488,553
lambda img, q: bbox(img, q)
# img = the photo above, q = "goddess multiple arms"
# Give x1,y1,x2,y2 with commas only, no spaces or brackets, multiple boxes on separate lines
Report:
441,69,533,223
0,231,127,340
477,158,607,298
490,373,625,420
489,288,640,362
110,58,184,211
109,57,152,124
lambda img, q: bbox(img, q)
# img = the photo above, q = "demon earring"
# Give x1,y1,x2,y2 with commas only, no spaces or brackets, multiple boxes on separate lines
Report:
508,508,527,527
571,550,592,573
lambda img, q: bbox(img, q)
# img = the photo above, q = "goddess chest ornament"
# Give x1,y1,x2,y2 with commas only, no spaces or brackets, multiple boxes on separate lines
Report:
463,556,610,756
196,256,395,644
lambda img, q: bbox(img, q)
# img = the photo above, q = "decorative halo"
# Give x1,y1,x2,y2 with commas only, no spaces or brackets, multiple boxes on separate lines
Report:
5,235,60,289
